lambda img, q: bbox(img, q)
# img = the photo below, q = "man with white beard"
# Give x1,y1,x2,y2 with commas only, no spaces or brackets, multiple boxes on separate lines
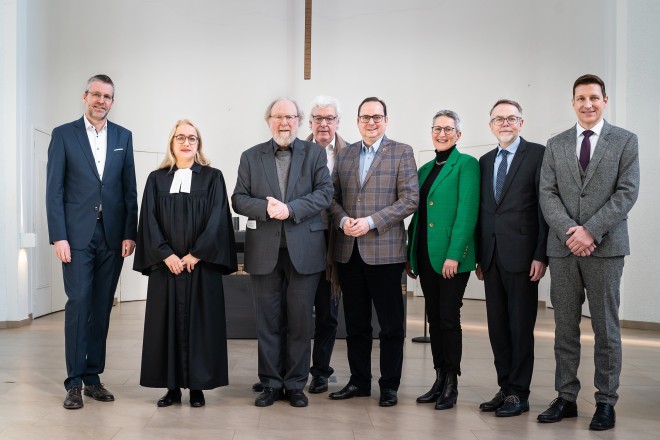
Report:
232,98,333,408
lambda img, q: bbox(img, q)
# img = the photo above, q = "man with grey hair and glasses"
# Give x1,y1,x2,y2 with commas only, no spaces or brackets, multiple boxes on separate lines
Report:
233,97,333,408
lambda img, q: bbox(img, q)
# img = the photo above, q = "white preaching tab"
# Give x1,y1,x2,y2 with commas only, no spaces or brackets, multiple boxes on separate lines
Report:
170,168,192,194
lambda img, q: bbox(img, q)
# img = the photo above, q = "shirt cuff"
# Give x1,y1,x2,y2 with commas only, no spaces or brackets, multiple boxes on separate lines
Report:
367,216,375,230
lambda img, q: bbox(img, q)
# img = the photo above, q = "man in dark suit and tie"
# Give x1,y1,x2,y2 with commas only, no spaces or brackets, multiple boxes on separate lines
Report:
232,98,333,408
328,97,419,407
538,74,640,430
46,74,138,409
476,99,548,417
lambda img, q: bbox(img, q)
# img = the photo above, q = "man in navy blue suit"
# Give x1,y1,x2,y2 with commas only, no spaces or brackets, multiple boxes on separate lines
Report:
46,74,138,409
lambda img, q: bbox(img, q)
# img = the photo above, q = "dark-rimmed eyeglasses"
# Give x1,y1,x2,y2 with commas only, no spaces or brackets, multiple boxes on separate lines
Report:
490,116,521,126
311,115,337,124
359,115,384,123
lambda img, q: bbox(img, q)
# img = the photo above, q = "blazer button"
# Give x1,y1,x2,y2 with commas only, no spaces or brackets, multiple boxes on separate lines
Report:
429,200,434,206
429,223,434,228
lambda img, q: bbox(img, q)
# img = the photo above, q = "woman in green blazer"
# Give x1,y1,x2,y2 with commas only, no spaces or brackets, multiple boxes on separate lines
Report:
407,110,480,410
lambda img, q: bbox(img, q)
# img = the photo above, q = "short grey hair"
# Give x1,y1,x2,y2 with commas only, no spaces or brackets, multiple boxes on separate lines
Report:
432,109,462,132
85,74,115,97
263,97,304,123
308,95,341,120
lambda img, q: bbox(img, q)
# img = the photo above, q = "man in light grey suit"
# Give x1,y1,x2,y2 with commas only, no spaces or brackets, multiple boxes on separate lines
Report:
232,98,333,408
538,74,640,431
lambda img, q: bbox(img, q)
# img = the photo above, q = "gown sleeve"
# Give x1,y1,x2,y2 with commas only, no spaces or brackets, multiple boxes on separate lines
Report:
189,168,238,275
133,171,176,275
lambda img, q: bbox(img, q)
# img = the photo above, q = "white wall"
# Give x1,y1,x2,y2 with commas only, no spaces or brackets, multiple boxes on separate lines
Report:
6,0,657,323
619,0,660,323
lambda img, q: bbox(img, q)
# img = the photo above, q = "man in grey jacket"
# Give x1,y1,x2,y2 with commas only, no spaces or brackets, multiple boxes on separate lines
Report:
232,98,333,408
538,74,640,431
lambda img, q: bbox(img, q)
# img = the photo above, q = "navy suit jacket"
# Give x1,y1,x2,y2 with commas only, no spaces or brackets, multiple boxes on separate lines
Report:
477,137,548,273
46,117,138,250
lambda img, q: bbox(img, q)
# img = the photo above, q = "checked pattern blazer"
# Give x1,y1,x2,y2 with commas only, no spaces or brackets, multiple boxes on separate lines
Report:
331,136,419,265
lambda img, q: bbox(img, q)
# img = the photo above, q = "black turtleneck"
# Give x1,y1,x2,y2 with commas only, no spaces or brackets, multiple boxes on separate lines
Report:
416,145,456,263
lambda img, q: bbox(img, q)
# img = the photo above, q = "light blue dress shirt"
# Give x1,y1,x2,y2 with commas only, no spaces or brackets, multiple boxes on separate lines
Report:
492,136,521,194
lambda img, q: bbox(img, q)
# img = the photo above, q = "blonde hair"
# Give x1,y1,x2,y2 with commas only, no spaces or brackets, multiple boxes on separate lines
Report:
159,119,211,169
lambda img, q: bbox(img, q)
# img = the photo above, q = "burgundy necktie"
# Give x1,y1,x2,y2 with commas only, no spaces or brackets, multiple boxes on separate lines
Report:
579,130,594,171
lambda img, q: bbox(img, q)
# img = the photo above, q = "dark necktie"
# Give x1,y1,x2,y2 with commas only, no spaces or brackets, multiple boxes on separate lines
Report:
579,130,594,171
495,149,509,203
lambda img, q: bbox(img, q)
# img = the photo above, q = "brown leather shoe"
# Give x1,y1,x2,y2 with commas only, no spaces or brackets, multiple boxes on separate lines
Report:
63,387,83,409
83,383,115,402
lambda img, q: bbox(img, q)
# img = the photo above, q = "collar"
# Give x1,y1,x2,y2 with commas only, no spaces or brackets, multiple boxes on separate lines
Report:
361,135,384,152
271,138,296,153
498,136,521,155
167,162,203,175
83,114,107,133
313,138,334,151
576,118,605,138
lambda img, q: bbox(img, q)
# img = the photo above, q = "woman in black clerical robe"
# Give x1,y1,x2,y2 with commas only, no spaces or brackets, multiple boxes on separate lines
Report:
133,119,237,408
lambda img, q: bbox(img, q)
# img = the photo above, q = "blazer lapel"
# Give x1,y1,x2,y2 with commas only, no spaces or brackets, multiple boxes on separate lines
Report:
361,137,388,188
260,142,283,199
561,126,582,187
73,117,101,181
102,122,117,182
284,139,305,202
498,138,527,202
428,147,459,195
583,121,610,187
483,148,497,205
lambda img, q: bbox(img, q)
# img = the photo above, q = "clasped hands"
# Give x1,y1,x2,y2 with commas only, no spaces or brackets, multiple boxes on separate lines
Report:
164,253,200,275
565,225,596,257
266,196,289,220
342,217,370,237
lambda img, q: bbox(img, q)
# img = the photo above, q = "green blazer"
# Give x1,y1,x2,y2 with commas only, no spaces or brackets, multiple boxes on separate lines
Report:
407,147,480,275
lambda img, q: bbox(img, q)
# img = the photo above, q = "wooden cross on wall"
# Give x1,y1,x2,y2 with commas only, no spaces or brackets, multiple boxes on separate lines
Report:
304,0,312,80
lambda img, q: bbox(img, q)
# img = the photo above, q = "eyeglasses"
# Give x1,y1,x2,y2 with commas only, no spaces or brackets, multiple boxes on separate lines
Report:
311,115,337,124
359,115,384,123
86,91,113,102
431,126,456,134
270,115,299,123
174,135,199,145
490,116,521,126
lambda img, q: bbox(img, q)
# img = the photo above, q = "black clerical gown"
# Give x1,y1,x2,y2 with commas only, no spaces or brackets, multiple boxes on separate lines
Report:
134,163,237,390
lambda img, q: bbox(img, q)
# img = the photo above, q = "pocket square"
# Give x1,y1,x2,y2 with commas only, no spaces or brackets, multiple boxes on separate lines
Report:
113,148,124,151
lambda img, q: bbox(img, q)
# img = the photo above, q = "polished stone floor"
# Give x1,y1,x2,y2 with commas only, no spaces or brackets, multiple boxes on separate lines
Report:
0,294,659,439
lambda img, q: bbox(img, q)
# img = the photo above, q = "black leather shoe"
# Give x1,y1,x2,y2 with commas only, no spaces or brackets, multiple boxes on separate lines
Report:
255,387,284,407
537,397,578,423
189,390,205,408
252,382,263,392
309,376,328,394
63,387,83,410
495,395,529,417
379,389,398,407
286,389,309,407
329,384,371,400
480,391,507,412
157,389,182,407
83,383,114,402
589,402,615,430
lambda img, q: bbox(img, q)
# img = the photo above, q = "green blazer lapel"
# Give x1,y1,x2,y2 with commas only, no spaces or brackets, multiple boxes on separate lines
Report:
428,147,460,195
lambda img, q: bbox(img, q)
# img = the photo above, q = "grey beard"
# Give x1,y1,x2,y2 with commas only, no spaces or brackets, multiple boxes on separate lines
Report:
273,132,296,147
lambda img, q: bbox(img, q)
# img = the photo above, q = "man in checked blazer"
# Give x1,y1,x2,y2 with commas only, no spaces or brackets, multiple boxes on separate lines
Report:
538,74,640,430
46,74,138,409
328,97,419,407
476,99,548,417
